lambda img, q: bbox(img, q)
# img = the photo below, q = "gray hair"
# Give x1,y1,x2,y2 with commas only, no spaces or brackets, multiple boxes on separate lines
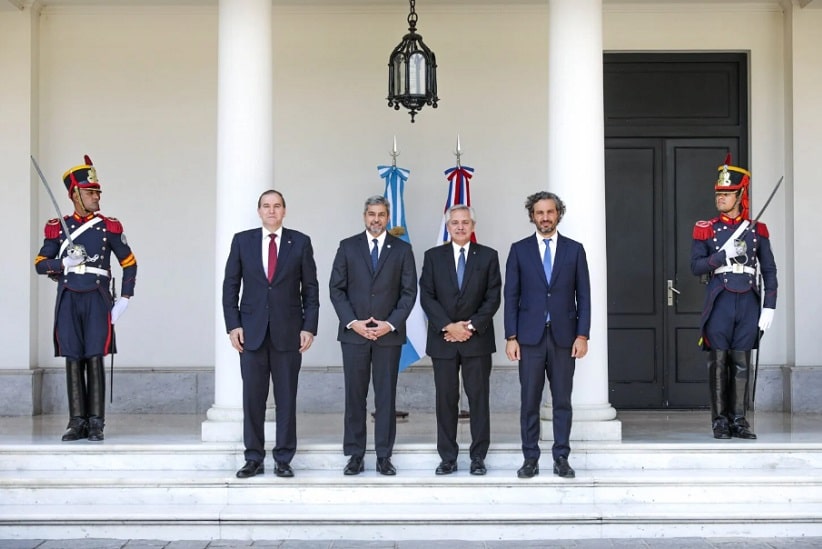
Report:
363,195,390,215
445,204,476,223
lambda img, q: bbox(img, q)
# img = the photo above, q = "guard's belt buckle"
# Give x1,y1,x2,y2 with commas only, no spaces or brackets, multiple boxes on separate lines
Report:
76,264,86,275
732,263,744,274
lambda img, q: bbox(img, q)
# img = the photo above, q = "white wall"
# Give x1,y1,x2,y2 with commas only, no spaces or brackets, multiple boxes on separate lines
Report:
31,4,554,369
36,5,218,367
4,2,816,371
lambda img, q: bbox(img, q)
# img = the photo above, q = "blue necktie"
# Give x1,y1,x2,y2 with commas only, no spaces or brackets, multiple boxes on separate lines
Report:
543,238,552,322
371,238,379,271
457,247,466,289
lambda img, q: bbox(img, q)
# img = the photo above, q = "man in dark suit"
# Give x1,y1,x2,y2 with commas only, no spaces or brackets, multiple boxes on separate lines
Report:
504,191,590,479
329,195,417,476
222,190,319,479
419,205,501,476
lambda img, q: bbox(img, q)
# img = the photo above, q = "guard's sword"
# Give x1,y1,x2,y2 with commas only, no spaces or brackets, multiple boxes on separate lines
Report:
30,155,86,260
718,176,784,258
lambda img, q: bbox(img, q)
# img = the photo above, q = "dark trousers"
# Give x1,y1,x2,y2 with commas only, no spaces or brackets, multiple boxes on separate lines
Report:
705,290,759,351
239,332,301,463
432,353,491,462
341,342,401,459
519,325,575,461
55,289,112,359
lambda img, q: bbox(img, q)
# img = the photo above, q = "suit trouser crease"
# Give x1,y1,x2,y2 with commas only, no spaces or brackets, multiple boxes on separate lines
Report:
519,326,575,461
433,353,491,462
240,336,301,463
341,342,400,458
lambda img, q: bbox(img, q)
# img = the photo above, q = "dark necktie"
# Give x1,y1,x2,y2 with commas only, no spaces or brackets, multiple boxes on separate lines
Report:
457,247,466,289
371,238,379,271
267,233,278,282
543,238,552,321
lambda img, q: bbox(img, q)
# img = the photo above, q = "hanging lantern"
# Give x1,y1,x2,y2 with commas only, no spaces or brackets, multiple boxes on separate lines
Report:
387,0,439,123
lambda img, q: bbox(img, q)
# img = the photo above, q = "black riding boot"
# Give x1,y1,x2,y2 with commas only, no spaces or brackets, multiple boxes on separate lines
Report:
62,358,88,441
728,349,757,439
708,350,731,439
86,356,106,441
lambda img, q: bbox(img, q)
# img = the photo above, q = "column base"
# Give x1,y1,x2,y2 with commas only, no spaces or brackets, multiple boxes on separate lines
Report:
201,404,277,442
540,402,622,441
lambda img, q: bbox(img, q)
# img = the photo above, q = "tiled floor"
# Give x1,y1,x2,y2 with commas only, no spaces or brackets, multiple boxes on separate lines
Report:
1,410,821,446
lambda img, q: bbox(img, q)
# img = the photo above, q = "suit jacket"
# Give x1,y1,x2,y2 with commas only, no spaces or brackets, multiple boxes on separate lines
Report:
503,232,591,348
329,232,417,346
222,227,320,352
419,242,501,358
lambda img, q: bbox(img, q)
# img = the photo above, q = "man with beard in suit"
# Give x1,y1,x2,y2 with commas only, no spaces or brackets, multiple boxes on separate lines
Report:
504,191,591,480
329,195,417,476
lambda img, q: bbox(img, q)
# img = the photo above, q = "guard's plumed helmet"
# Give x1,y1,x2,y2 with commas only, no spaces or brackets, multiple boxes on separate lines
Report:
715,153,750,219
63,155,101,198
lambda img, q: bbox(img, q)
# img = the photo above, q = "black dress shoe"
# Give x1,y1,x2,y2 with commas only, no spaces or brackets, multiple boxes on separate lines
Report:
61,418,88,442
517,458,539,478
236,460,264,478
712,417,732,439
274,461,294,478
435,460,457,475
343,456,364,476
553,456,575,478
376,457,396,476
470,457,486,476
730,417,757,439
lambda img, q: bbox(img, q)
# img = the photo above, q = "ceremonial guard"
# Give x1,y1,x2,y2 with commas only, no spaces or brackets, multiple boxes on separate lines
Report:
691,155,777,440
34,155,137,442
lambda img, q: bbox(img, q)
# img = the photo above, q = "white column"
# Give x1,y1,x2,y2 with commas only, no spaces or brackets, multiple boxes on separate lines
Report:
0,6,39,414
202,0,274,441
541,0,620,441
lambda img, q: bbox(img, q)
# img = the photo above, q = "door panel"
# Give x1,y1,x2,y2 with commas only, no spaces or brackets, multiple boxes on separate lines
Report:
605,141,663,407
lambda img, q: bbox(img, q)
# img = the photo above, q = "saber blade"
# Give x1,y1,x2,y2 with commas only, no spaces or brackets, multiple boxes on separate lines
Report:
31,155,73,245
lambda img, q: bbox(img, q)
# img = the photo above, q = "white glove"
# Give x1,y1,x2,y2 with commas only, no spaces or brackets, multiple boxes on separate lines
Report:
62,255,84,268
758,308,775,332
111,297,130,324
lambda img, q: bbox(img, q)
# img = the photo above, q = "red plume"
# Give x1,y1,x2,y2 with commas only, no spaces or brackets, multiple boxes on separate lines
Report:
723,153,732,166
84,154,93,166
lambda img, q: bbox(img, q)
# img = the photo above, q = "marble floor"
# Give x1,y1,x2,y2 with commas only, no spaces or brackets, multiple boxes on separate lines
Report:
1,410,821,446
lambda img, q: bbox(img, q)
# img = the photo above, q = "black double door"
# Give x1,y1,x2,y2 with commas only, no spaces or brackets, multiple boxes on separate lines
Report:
604,54,748,408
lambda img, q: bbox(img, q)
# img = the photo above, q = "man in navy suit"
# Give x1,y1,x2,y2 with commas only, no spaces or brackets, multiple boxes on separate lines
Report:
222,190,319,479
419,205,501,476
329,195,417,476
504,191,590,479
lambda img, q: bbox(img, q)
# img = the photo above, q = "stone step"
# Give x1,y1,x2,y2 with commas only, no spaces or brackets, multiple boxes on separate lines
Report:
2,467,821,506
2,441,822,471
2,501,822,540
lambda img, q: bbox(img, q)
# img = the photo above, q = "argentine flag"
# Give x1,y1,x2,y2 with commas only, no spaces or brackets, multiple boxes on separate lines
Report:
378,164,426,371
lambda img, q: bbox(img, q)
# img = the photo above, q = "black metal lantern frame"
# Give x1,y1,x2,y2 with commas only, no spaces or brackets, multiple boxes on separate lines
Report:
387,0,439,123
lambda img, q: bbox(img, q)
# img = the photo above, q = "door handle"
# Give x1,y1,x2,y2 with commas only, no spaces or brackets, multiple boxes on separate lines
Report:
667,279,681,306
